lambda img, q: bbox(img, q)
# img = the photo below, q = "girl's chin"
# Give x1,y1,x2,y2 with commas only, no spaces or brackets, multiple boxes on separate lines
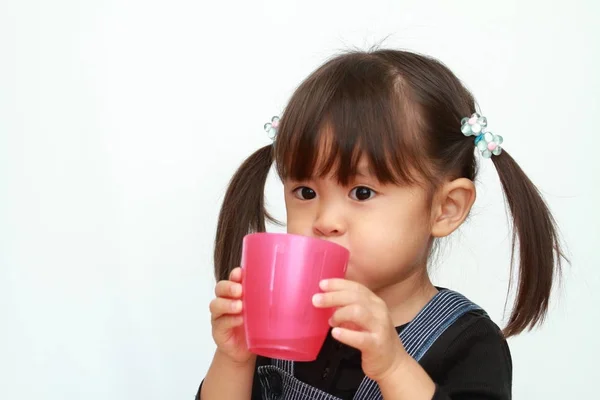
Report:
343,268,385,292
342,268,365,284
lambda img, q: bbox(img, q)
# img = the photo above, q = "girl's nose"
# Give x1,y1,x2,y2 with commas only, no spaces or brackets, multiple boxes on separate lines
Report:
312,207,346,238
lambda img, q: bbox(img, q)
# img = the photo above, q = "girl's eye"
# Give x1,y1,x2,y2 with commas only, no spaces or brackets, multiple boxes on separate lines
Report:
293,187,317,200
350,186,376,201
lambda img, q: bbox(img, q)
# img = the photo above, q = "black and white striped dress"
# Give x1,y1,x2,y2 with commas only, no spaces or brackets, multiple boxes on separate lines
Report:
256,289,483,400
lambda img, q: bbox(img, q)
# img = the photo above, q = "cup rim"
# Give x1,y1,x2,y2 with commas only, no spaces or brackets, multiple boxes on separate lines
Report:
244,232,349,254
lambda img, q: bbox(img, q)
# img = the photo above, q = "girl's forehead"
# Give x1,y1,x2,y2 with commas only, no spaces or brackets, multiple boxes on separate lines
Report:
312,126,372,172
287,152,377,184
276,113,423,186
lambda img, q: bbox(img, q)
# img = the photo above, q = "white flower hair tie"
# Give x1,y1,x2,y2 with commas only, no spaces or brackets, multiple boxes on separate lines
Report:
264,116,280,141
461,113,503,158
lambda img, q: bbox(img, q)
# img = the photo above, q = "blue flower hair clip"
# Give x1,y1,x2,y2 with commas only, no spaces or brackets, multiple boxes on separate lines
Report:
461,113,503,158
264,116,280,141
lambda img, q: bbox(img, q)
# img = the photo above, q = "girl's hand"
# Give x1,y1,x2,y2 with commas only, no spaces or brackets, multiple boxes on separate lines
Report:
209,267,254,365
312,279,408,382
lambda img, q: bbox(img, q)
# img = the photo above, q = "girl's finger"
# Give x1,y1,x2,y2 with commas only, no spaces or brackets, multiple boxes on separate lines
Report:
213,315,244,335
312,290,363,308
229,267,243,283
331,327,371,351
319,278,370,293
209,297,243,319
214,280,243,298
329,303,373,330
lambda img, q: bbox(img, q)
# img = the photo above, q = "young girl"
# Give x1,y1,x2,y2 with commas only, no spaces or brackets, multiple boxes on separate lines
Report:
197,49,564,400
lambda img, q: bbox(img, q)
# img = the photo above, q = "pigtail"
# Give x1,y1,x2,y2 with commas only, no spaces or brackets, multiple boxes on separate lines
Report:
492,151,566,337
213,144,278,281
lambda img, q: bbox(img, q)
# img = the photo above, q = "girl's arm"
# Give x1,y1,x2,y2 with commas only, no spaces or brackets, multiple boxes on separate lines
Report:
377,317,511,400
200,350,256,400
377,356,436,400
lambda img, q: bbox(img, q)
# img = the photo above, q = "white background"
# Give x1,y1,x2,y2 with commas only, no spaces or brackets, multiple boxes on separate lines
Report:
1,0,598,399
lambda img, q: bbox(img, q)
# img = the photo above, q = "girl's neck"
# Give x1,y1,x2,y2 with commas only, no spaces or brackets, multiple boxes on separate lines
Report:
374,267,438,327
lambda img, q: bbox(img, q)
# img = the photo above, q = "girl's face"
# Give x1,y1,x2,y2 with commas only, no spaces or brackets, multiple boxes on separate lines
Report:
283,159,435,293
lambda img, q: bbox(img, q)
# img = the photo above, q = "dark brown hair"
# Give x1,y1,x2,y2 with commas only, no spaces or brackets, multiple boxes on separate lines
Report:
213,49,565,337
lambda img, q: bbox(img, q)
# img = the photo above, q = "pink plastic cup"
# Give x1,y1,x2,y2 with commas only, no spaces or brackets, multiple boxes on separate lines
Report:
241,232,349,361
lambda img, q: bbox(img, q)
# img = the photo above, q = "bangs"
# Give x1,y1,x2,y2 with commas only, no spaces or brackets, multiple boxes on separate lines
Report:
274,52,429,186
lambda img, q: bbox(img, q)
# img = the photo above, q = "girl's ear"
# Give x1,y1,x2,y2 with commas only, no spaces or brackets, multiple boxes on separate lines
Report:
430,178,476,238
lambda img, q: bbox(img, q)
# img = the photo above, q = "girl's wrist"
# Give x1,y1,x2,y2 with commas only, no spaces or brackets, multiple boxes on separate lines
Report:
376,347,435,400
375,346,409,385
215,348,256,370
